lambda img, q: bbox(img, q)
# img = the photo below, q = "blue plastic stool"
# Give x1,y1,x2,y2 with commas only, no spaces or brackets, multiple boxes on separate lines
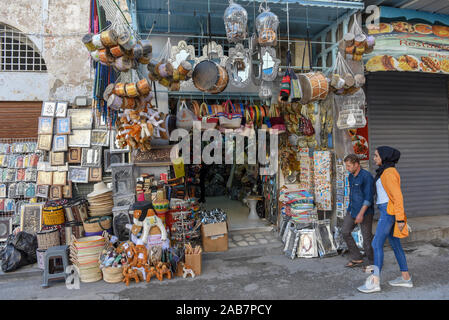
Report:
41,245,69,288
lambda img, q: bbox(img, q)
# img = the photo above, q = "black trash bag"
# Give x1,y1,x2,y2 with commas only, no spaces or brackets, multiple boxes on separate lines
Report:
0,235,28,273
11,231,38,264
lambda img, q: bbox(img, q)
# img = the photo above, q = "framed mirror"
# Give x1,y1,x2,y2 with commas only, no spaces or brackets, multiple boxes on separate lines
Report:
226,43,252,88
171,40,196,69
260,47,280,82
197,41,228,67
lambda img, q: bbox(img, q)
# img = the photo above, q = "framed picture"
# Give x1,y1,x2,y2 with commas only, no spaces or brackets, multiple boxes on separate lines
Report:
25,183,36,198
38,134,53,151
50,152,65,166
68,147,82,163
131,146,173,166
68,130,91,148
94,110,108,129
91,130,110,146
55,101,68,118
36,185,49,198
38,117,54,135
25,168,38,182
110,130,130,153
53,171,67,186
58,163,69,172
0,184,6,197
89,167,102,182
63,182,72,198
53,135,68,152
81,146,102,167
20,203,43,234
56,117,71,135
68,166,89,183
41,101,56,117
37,171,53,185
68,109,93,130
0,218,13,242
49,185,63,200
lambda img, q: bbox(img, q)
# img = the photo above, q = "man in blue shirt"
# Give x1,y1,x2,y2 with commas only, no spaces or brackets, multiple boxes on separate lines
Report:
342,154,374,269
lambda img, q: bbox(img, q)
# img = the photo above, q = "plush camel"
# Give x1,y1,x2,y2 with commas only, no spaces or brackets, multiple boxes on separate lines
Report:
122,265,140,286
156,262,172,281
145,266,158,283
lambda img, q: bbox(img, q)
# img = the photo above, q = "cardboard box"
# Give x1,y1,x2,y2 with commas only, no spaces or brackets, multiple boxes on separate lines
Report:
201,221,228,252
185,252,202,276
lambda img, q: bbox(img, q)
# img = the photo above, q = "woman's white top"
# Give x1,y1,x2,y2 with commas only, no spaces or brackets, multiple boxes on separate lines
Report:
376,178,390,205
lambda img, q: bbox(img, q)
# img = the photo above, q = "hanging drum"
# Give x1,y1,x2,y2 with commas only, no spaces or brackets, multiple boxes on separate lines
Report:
298,72,329,104
192,60,229,94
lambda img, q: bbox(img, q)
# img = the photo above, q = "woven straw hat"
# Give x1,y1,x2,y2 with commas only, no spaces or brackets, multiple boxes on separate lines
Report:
88,182,112,198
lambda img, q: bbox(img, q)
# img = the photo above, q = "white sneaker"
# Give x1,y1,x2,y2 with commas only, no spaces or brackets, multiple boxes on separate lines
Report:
388,276,413,288
357,275,381,293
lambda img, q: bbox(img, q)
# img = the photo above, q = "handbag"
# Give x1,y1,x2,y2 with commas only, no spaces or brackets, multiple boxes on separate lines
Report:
176,100,195,130
393,216,409,238
199,102,218,130
269,104,286,132
218,100,242,129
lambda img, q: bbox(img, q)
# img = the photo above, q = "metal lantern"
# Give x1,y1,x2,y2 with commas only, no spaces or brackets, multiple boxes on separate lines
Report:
224,1,248,43
256,8,279,47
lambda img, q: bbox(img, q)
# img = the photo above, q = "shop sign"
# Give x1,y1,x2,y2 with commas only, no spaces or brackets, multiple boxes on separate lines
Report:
348,117,369,160
365,6,449,74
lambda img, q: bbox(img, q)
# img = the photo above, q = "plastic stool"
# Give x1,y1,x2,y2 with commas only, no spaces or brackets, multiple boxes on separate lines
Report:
41,245,69,288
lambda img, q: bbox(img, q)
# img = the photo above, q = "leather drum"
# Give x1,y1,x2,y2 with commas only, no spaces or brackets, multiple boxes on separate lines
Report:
136,78,151,96
114,83,126,97
298,72,329,105
125,83,139,98
110,45,125,58
192,60,229,94
100,29,118,47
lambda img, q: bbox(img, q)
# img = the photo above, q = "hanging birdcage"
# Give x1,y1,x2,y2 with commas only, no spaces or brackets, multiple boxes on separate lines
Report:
224,0,248,43
256,6,279,47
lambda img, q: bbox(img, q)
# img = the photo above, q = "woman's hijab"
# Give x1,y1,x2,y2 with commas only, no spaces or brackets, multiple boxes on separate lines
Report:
374,146,401,182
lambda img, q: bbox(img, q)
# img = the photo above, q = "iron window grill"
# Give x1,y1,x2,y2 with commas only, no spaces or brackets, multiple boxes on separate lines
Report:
0,24,47,72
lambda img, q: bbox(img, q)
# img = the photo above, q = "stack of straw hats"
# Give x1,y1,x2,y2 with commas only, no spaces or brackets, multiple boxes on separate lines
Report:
69,235,105,283
87,182,113,217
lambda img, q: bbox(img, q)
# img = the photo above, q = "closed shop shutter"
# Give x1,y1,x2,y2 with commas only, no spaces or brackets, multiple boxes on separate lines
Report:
366,72,449,217
0,101,42,138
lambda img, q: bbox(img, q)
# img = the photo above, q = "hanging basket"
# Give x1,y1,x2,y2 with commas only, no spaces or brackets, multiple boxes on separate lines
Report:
42,205,65,226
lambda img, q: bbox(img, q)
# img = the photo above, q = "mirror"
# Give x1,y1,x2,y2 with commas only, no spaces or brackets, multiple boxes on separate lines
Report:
171,40,196,69
197,41,228,66
260,47,280,81
226,43,252,88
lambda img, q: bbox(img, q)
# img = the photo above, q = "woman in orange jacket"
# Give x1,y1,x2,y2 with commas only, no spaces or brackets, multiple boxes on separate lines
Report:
358,146,413,293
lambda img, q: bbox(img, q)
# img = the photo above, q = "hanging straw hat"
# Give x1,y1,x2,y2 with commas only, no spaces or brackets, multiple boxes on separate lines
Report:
88,182,112,198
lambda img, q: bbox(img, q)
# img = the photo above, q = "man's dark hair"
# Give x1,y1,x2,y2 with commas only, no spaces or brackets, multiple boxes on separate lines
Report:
344,154,360,164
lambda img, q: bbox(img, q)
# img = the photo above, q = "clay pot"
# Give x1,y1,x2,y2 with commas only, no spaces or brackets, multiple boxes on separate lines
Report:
114,83,127,97
98,49,114,65
117,31,137,51
100,29,118,47
110,45,125,58
125,83,139,98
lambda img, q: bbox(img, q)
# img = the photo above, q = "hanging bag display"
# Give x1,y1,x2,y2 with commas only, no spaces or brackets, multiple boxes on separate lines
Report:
176,100,195,131
200,102,218,130
269,104,286,132
218,100,242,129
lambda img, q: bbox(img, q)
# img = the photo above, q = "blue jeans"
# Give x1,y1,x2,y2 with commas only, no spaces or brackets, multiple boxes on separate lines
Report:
371,203,408,277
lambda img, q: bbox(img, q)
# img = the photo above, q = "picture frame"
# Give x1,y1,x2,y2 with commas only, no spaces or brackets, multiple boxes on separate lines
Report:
68,130,91,148
55,101,68,118
110,130,130,153
68,108,93,130
0,218,13,242
52,171,67,186
0,184,6,197
38,117,54,135
104,149,126,173
81,146,102,167
94,110,108,129
68,166,89,184
68,147,82,163
89,167,103,182
25,168,38,182
56,117,71,135
36,185,49,198
20,203,43,234
63,182,72,199
41,101,56,117
38,134,53,151
49,185,63,200
91,130,110,147
50,152,65,166
37,171,53,185
53,135,68,152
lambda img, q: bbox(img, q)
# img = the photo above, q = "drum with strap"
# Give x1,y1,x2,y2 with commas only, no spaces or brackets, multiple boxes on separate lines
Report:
192,60,229,94
298,72,329,104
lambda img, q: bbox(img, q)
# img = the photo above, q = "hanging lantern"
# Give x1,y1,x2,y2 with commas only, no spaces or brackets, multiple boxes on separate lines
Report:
256,7,279,47
224,0,248,43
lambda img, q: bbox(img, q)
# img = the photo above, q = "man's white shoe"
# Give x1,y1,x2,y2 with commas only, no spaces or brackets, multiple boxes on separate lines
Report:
357,275,381,293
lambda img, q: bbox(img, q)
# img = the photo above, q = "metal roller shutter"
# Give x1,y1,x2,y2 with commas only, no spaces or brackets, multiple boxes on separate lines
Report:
366,72,449,217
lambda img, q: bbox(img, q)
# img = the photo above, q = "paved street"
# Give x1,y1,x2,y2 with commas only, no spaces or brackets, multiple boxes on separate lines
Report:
1,231,449,300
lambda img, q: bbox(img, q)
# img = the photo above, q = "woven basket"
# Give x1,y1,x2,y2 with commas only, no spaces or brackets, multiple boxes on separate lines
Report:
83,216,112,233
42,205,65,226
102,267,124,283
36,228,60,250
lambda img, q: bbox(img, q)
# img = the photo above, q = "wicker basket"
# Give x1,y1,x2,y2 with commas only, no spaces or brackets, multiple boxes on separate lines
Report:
83,216,112,233
42,205,65,226
102,267,124,283
36,228,60,250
